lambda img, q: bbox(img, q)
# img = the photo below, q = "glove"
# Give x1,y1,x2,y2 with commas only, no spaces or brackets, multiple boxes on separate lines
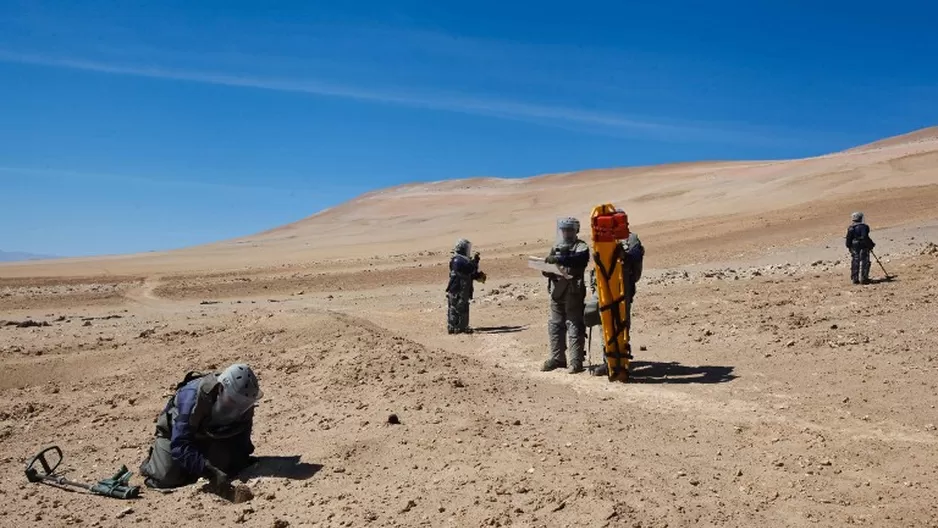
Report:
203,462,230,488
477,271,487,284
545,255,558,264
472,252,480,262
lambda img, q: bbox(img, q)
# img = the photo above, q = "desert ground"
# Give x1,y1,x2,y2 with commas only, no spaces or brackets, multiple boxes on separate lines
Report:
2,128,938,528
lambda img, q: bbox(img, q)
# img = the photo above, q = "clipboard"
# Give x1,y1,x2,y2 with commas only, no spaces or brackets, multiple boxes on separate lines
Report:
527,256,572,279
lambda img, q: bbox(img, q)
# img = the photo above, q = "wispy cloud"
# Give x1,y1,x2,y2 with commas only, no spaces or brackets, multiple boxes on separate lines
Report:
0,49,768,143
0,165,316,194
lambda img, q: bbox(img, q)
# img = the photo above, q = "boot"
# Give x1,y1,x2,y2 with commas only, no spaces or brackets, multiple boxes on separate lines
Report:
568,361,584,374
591,362,608,377
541,359,567,372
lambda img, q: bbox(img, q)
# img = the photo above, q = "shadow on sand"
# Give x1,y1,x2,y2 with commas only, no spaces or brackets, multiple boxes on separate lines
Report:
584,360,737,384
472,325,528,334
237,455,322,480
627,361,737,384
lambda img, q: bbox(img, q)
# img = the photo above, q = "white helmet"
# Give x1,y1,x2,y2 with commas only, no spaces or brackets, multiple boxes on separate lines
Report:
556,217,580,246
623,232,641,249
453,238,472,256
851,212,864,223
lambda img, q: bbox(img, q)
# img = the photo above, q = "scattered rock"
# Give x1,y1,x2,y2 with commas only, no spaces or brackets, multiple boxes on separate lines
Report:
228,484,255,503
138,329,156,339
9,320,52,328
272,520,289,528
387,414,401,425
400,500,417,513
199,301,220,305
513,420,521,426
83,321,92,327
116,508,133,519
639,345,647,351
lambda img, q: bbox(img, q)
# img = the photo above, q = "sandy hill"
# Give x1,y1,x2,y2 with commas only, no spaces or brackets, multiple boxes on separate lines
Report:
2,127,937,278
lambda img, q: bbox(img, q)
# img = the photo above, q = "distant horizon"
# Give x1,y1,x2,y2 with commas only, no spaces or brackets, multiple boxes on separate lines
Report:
3,124,933,261
3,1,937,257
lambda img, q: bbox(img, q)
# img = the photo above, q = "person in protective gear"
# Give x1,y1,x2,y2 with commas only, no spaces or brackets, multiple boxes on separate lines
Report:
139,363,262,489
845,212,875,285
541,217,591,373
446,238,486,334
590,232,644,377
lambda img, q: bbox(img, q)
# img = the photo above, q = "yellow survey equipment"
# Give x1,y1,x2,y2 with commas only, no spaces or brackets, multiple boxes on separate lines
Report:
590,204,632,382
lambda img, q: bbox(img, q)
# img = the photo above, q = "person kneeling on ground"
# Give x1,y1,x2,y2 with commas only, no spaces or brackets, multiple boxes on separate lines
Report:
140,363,262,489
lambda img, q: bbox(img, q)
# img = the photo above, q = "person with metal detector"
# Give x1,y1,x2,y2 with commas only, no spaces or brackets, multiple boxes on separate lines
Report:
845,212,876,285
139,363,262,490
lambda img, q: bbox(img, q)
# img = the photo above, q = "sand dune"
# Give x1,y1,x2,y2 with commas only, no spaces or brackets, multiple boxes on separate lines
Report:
3,127,937,278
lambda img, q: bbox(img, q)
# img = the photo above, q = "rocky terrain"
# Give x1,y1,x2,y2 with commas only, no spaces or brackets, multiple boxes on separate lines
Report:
2,130,938,527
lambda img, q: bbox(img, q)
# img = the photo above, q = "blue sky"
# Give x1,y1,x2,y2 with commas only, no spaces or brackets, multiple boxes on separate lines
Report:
1,1,936,256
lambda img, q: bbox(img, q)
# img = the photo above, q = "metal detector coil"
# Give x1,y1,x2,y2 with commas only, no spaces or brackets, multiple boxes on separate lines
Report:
25,445,140,499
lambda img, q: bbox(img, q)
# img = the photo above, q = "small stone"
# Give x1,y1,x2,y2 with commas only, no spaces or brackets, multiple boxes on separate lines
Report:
774,461,785,467
116,508,133,519
333,467,346,474
387,414,400,425
513,420,521,426
400,500,417,513
736,469,743,477
273,520,290,528
639,345,647,351
925,424,936,431
821,459,833,466
527,468,535,474
689,479,700,486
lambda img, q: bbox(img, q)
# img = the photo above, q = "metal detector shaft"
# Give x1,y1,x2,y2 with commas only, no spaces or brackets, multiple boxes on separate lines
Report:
25,445,140,499
871,250,892,278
